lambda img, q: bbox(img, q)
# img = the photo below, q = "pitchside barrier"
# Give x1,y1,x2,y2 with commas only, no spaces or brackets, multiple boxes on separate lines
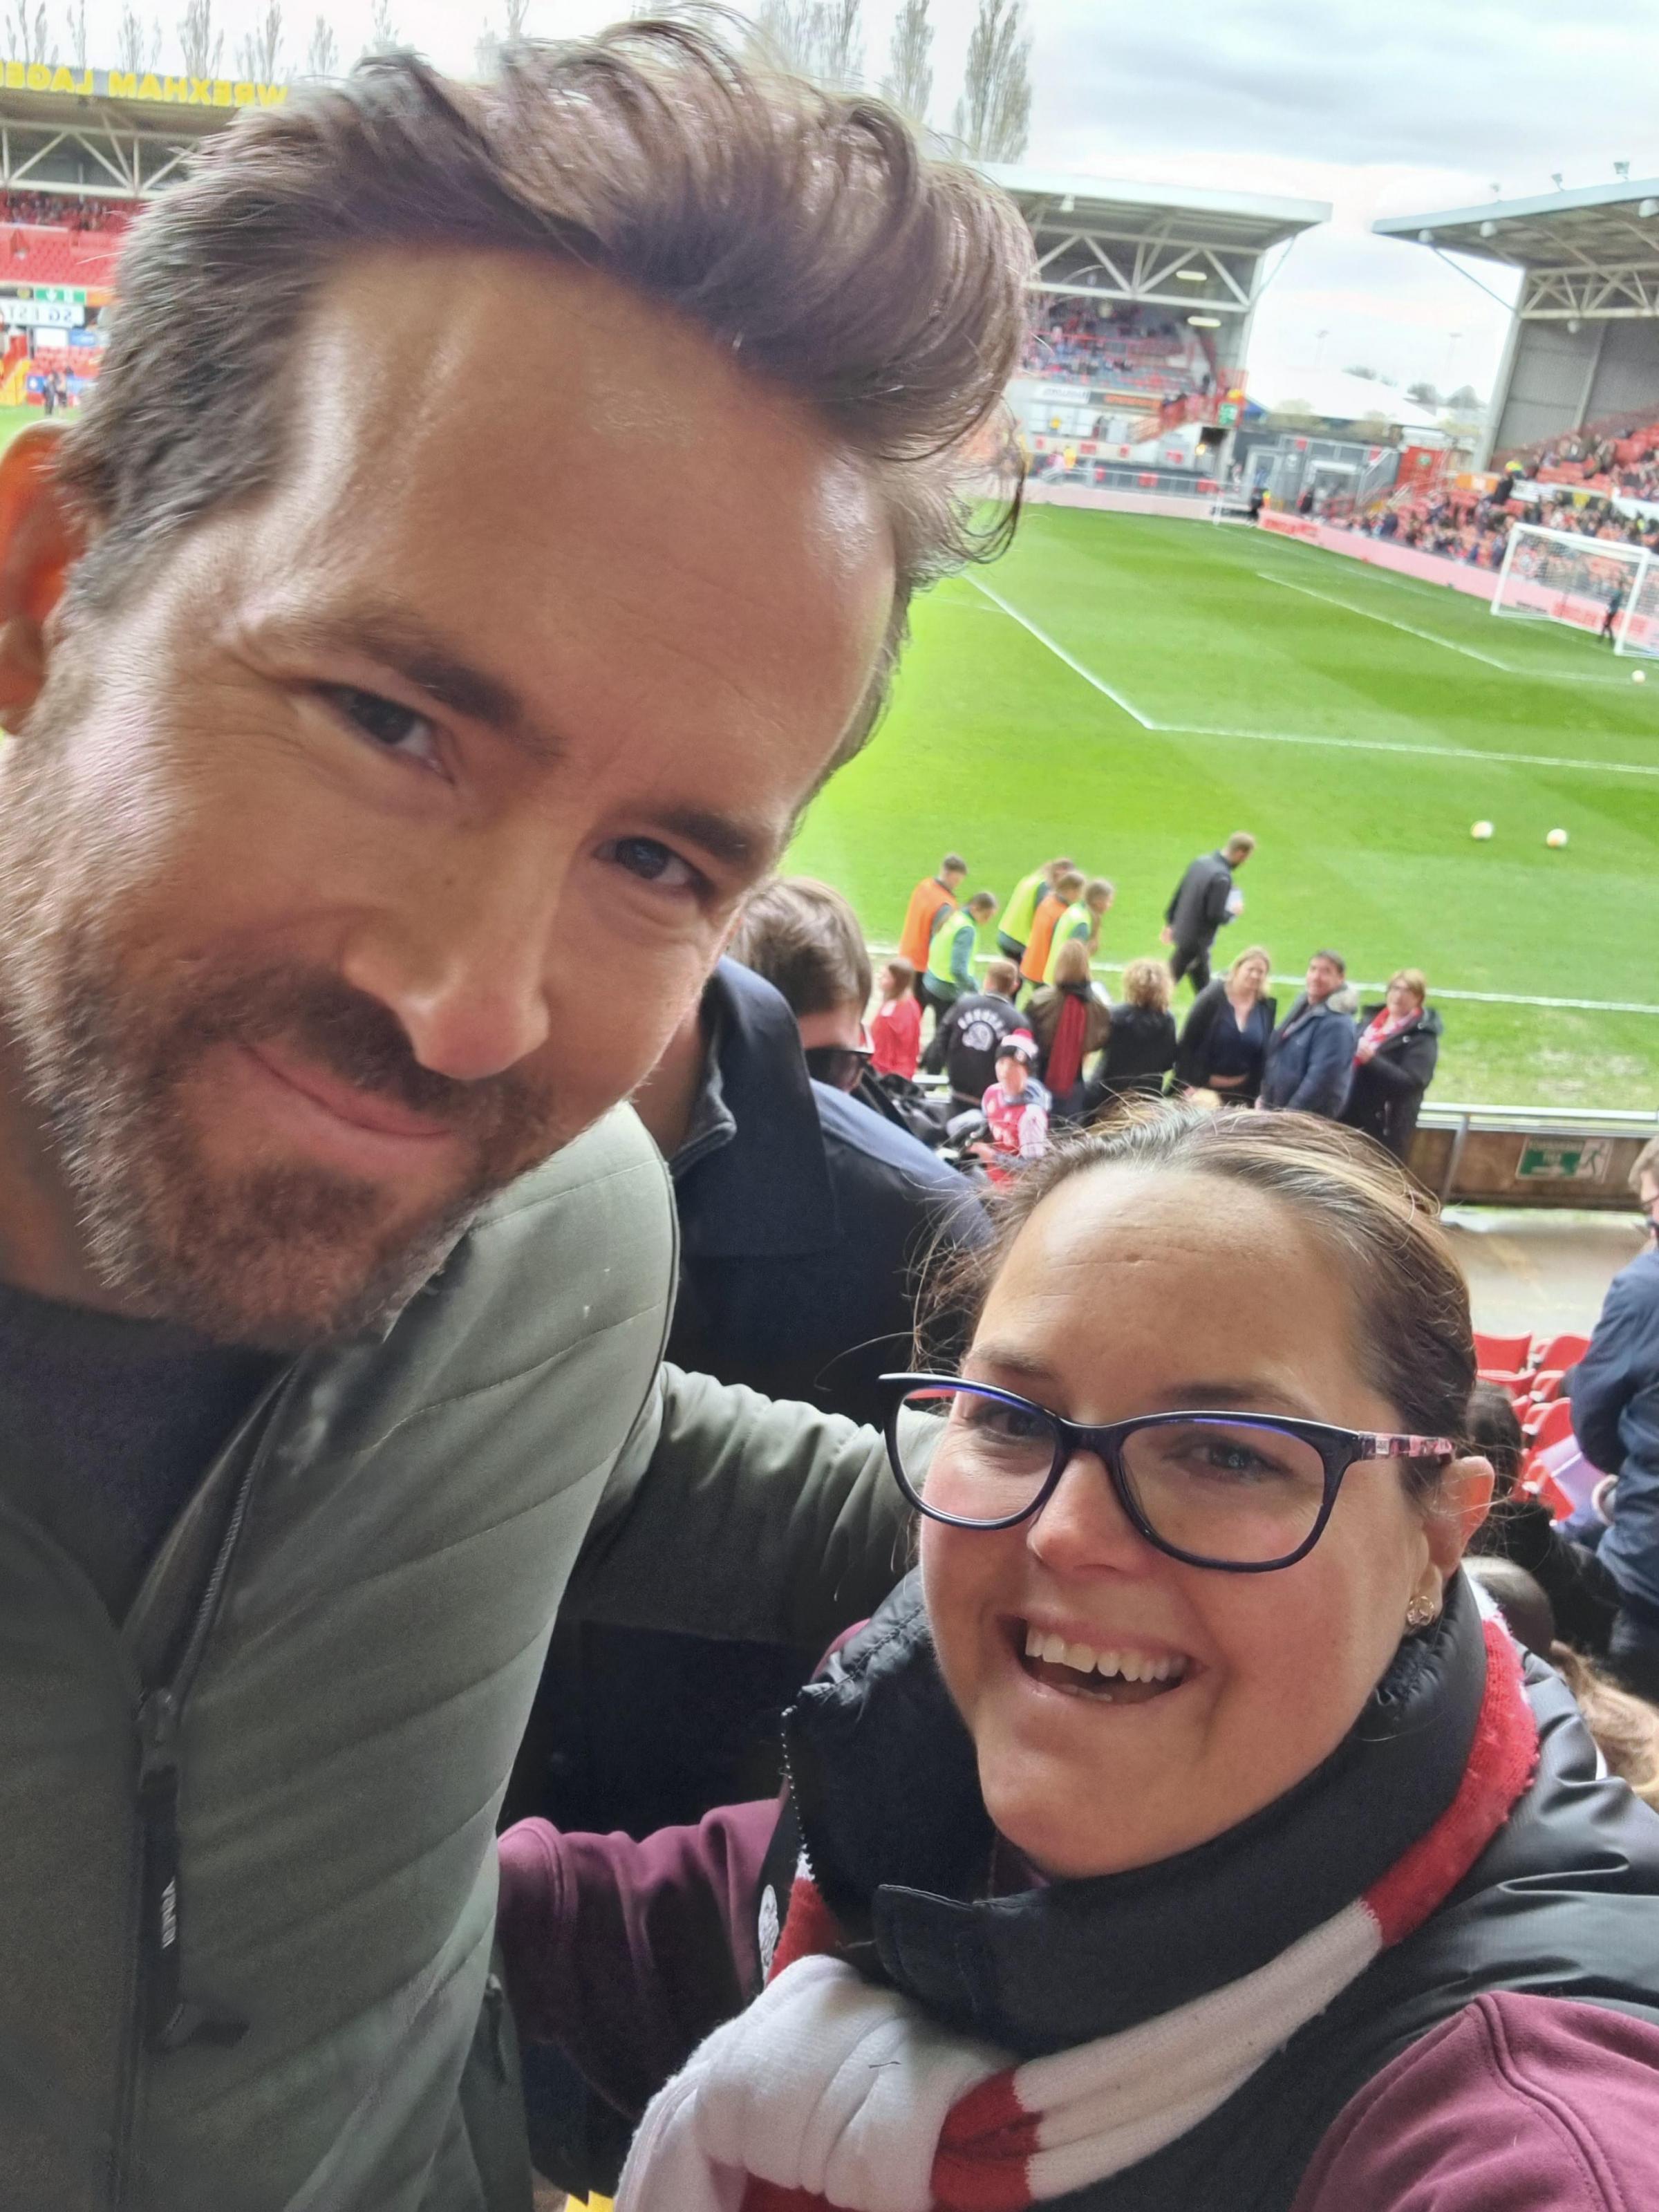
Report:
1407,1105,1658,1212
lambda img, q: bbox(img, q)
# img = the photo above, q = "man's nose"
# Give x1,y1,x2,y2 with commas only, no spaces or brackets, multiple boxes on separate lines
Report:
338,834,561,1082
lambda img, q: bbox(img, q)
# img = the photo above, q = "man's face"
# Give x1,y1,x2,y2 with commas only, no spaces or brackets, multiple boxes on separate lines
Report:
0,254,892,1347
1306,957,1342,1002
1641,1175,1659,1238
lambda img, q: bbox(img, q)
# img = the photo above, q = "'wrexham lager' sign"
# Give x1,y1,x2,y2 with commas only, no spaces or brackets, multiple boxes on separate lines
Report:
0,59,288,109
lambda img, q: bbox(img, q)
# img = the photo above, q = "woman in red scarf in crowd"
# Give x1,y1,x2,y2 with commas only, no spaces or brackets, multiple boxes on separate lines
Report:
499,1112,1659,2212
1342,967,1442,1161
1026,937,1111,1119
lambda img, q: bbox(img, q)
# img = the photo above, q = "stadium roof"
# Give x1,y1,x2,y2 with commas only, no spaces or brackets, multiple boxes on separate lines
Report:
984,165,1330,256
1374,181,1659,323
1373,180,1659,270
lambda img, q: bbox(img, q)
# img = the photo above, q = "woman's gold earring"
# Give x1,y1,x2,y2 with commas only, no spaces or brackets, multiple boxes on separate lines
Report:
1405,1592,1438,1631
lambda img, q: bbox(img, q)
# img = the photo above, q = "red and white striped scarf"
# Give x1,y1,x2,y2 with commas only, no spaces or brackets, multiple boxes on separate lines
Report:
617,1623,1537,2212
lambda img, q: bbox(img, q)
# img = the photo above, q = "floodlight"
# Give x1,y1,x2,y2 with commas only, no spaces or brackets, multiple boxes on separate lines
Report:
1479,221,1497,237
1059,194,1075,214
1641,198,1659,218
1187,315,1221,328
1176,268,1207,281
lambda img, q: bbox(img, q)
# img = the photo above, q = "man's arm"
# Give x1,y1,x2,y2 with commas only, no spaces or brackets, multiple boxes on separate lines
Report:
1570,1275,1645,1476
563,1366,909,1651
949,923,975,992
1199,867,1233,933
1287,1019,1353,1116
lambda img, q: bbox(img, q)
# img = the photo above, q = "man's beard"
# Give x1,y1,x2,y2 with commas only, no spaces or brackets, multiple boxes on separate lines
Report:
0,795,568,1351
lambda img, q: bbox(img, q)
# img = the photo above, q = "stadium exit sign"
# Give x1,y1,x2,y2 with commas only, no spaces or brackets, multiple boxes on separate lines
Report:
1515,1138,1613,1182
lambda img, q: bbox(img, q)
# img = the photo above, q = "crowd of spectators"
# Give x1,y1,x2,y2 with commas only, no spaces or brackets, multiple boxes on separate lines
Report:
1346,481,1659,573
1519,422,1659,501
1020,299,1217,400
0,189,126,232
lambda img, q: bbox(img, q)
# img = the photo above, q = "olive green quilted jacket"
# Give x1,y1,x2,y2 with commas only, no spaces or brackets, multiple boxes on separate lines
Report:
0,1105,906,2211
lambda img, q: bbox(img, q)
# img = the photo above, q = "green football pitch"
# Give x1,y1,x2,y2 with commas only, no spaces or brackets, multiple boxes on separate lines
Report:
787,505,1659,1111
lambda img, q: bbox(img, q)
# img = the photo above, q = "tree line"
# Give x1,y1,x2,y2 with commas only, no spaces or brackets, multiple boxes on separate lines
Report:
750,0,1031,161
2,1,1033,162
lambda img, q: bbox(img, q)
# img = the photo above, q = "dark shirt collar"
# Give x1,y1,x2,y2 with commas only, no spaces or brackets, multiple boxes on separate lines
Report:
668,959,841,1260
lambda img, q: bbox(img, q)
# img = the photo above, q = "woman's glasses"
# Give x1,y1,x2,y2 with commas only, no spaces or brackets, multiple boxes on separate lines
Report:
882,1375,1456,1573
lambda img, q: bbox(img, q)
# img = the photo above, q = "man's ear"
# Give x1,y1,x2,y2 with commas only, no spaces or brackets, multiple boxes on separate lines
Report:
0,420,84,728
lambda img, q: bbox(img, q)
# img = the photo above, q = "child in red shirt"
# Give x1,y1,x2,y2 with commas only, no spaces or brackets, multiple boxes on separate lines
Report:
870,957,921,1081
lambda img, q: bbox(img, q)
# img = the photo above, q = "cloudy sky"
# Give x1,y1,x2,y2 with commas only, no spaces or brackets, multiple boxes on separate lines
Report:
56,0,1659,400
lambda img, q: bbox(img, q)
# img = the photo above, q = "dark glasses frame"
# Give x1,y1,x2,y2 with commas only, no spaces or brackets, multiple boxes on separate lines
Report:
880,1373,1457,1573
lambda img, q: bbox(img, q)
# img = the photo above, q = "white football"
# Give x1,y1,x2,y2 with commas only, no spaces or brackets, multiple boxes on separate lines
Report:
1546,827,1568,848
1470,821,1494,841
1635,668,1647,683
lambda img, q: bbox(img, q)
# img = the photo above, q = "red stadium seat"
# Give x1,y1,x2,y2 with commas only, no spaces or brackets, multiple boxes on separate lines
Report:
1474,1331,1535,1371
1533,1333,1590,1376
1523,1398,1575,1451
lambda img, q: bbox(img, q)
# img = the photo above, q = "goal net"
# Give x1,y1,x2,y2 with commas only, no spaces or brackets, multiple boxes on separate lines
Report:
1490,522,1650,644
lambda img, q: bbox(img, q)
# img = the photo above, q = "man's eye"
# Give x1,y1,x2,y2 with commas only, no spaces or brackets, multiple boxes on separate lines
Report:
606,836,700,892
322,686,441,768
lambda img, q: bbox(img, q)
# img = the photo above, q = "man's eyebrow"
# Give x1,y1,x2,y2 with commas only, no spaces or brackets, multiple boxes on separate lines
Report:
265,608,545,756
647,804,772,873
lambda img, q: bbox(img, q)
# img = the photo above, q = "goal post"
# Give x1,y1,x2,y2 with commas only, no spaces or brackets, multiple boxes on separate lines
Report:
1490,521,1651,645
1615,555,1659,657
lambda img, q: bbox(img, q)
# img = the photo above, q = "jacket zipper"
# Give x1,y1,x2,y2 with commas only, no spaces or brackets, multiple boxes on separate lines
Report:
109,1407,279,2206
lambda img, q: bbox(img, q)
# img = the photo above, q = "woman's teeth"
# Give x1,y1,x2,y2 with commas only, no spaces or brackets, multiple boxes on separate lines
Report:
1022,1624,1188,1685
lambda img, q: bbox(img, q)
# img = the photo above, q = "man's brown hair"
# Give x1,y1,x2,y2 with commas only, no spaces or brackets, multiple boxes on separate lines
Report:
59,22,1033,758
730,875,872,1015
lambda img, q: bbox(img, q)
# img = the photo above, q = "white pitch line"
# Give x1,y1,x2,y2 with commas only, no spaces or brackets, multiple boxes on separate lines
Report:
1162,720,1659,780
962,579,1659,778
966,574,1155,729
1257,570,1516,671
1250,543,1638,686
870,944,1659,1018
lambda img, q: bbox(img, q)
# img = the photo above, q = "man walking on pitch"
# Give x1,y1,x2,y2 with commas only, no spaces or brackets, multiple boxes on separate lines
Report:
1043,875,1114,984
898,852,966,984
998,854,1071,964
923,888,998,1020
1163,832,1255,991
0,29,1029,2209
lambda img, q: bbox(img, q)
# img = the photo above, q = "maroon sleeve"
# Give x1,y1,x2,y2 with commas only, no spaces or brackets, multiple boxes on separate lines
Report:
1291,1991,1659,2212
496,1797,779,2121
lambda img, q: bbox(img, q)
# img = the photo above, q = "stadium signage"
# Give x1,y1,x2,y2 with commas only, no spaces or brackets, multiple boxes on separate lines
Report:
0,59,287,109
1515,1138,1613,1183
1,297,84,326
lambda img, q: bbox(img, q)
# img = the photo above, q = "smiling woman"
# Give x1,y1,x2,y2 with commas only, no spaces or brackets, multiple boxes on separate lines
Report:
498,1108,1659,2212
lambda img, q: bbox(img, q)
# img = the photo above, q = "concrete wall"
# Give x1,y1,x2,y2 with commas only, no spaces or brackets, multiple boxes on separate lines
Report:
1494,315,1659,456
1492,319,1604,454
1584,317,1659,427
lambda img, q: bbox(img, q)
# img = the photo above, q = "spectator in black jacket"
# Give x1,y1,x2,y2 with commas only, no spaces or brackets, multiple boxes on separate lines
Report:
1259,950,1358,1118
924,956,1025,1110
1573,1138,1659,1701
1161,831,1255,991
1464,1382,1620,1656
1342,970,1442,1162
1089,956,1178,1109
1173,945,1276,1103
